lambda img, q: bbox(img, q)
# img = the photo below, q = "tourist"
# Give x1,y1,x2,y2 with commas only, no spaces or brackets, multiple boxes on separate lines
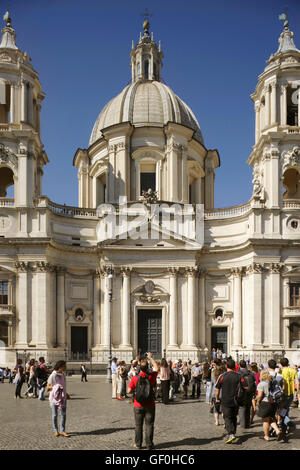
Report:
279,357,298,434
172,360,180,395
167,360,175,400
159,358,170,404
47,360,71,437
13,358,25,399
80,364,88,382
203,362,212,404
256,369,283,441
24,358,38,398
249,362,260,424
191,361,202,399
128,352,158,450
111,357,118,399
36,357,50,401
211,364,226,426
215,358,240,444
180,361,190,398
238,360,256,429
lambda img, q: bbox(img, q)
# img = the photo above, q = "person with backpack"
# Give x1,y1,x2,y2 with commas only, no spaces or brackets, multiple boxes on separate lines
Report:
128,352,158,450
24,359,38,398
256,368,283,441
47,360,71,437
36,357,50,400
215,358,240,444
238,360,256,429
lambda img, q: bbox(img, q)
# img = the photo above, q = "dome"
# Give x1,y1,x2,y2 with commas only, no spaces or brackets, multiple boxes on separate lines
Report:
89,80,204,146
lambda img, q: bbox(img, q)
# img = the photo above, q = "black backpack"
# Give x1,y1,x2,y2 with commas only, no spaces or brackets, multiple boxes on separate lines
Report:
135,374,154,404
235,371,256,406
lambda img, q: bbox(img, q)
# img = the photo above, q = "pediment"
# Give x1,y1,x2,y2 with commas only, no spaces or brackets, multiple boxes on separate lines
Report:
97,220,202,249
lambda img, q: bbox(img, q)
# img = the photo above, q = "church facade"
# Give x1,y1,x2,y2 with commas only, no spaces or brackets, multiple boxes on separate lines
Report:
0,13,300,368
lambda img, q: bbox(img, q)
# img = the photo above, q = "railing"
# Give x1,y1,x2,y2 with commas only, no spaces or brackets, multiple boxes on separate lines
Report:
68,352,90,361
0,198,14,207
0,304,15,315
36,197,97,218
204,201,252,219
283,199,300,209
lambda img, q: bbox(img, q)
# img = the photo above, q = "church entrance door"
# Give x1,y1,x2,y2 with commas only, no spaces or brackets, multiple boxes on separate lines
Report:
211,327,227,355
138,309,162,359
71,326,88,360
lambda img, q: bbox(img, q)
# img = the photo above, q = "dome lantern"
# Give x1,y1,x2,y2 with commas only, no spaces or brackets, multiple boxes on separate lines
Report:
130,20,163,83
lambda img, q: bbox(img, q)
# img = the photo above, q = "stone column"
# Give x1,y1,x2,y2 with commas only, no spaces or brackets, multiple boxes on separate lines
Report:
10,84,15,123
271,82,277,124
255,102,260,143
269,264,282,347
265,85,270,127
167,140,180,202
298,86,300,127
93,269,101,348
102,265,113,348
121,267,131,347
56,267,66,347
14,262,30,347
21,80,27,122
232,267,243,347
182,148,189,203
198,267,206,349
168,267,178,347
246,263,263,348
27,83,33,125
281,84,287,126
34,262,55,348
186,267,196,347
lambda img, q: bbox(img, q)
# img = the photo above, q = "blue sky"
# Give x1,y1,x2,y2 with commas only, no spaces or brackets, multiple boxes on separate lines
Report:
6,0,300,207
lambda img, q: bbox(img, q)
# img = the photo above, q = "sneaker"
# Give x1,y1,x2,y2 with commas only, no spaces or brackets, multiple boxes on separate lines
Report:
133,443,141,449
225,434,236,444
53,432,59,437
59,432,70,438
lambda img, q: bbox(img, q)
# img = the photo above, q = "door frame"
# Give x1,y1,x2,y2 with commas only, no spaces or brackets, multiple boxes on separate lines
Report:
134,305,167,358
211,326,228,354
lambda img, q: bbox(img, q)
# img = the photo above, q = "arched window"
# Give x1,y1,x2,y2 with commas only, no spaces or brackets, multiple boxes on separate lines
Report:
95,172,106,206
0,167,14,198
283,168,300,200
144,60,149,80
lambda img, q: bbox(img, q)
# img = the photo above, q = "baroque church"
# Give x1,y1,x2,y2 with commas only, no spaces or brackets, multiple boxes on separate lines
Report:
0,12,300,369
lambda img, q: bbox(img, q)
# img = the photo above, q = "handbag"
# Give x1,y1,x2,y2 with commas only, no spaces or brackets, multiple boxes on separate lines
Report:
257,400,275,418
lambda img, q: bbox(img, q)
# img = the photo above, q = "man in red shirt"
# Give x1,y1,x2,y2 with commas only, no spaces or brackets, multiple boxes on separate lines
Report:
128,352,158,450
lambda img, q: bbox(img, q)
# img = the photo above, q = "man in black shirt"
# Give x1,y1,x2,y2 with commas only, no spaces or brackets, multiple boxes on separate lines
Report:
215,358,240,444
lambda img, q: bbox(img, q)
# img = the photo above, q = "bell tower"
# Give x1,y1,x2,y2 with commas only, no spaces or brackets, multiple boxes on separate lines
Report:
0,11,48,207
248,14,300,209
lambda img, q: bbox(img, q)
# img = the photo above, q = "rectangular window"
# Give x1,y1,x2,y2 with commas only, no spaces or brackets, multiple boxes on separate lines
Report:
0,281,8,304
290,283,300,307
140,172,156,195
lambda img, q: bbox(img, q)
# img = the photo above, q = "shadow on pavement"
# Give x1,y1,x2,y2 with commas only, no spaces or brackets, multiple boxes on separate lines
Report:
70,427,135,436
155,435,225,449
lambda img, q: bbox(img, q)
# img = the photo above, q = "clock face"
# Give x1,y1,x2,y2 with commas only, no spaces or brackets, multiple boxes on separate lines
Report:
144,280,155,294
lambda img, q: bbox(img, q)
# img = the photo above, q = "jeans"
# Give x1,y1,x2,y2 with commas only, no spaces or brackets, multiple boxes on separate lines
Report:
222,405,239,436
39,386,46,400
205,381,212,403
282,394,295,427
161,380,170,404
134,406,155,448
239,401,252,428
192,377,201,397
51,405,67,433
15,380,23,398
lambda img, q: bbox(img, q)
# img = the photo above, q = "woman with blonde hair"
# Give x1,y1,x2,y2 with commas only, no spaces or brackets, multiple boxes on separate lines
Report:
257,369,282,441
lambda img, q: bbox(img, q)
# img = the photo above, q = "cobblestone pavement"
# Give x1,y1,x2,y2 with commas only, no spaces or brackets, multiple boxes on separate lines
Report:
1,376,300,451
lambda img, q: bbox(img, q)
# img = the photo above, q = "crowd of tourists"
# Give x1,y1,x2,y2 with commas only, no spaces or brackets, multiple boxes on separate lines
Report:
3,351,300,448
111,354,300,448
